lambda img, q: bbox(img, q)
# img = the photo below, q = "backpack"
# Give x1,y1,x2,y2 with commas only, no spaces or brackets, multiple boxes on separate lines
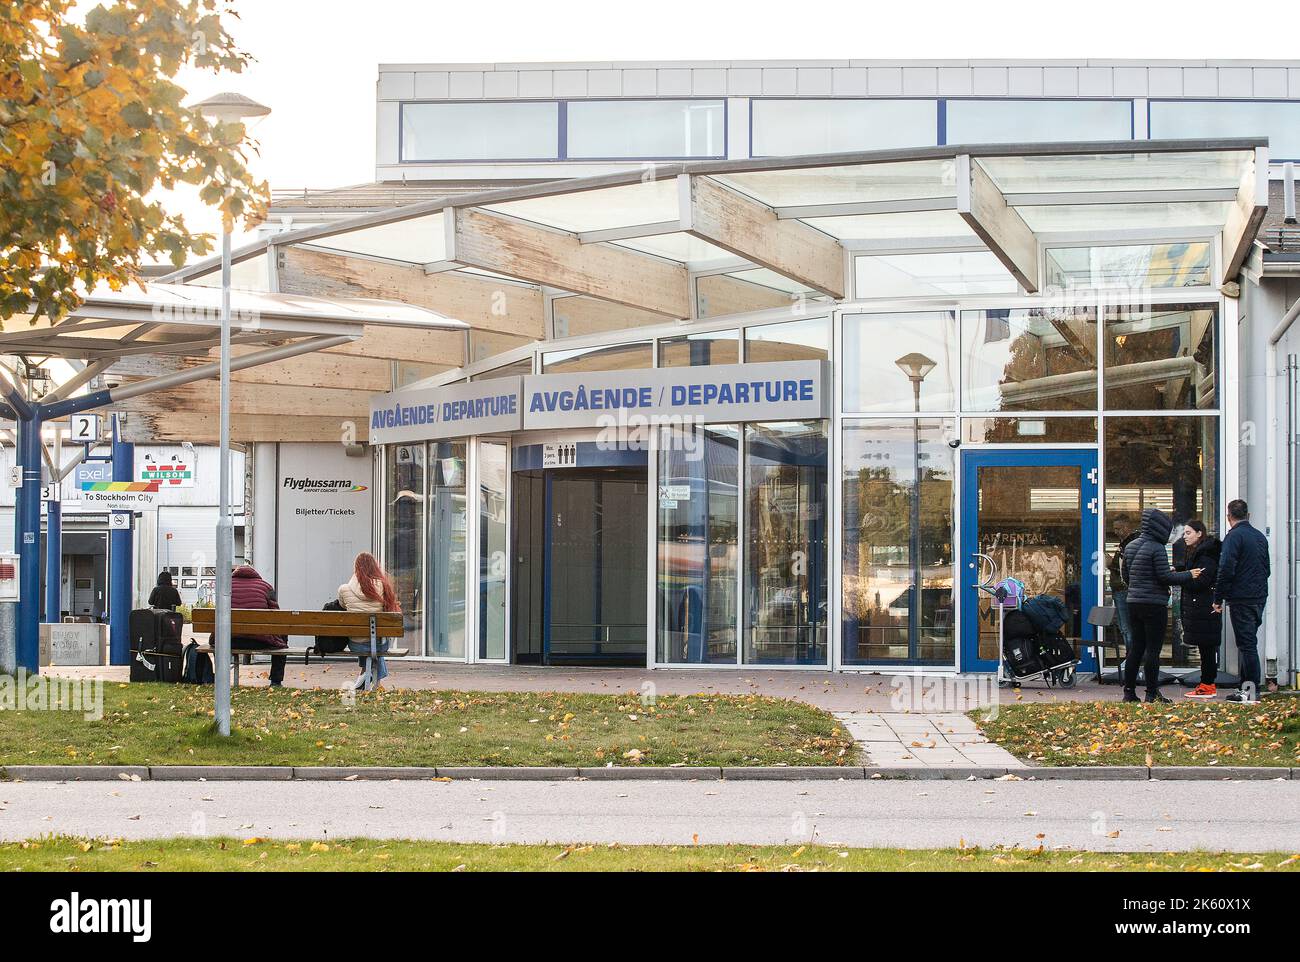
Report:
1022,594,1071,634
313,599,352,655
181,641,215,685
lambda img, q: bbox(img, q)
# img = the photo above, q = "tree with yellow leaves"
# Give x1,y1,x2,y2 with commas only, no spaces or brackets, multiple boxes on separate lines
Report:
0,0,267,327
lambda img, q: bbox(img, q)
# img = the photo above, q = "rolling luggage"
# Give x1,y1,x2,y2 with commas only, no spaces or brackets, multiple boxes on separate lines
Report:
129,608,185,682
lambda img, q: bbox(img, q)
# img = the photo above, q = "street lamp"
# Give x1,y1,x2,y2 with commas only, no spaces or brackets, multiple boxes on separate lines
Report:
895,352,936,662
192,92,270,737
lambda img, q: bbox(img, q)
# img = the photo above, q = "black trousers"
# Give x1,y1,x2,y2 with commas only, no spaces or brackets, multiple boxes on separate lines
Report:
1193,640,1218,686
1227,602,1264,691
232,638,287,685
1123,602,1167,695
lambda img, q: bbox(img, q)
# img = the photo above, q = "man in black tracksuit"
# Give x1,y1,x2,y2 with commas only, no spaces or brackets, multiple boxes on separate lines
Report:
1121,508,1196,703
1213,499,1271,702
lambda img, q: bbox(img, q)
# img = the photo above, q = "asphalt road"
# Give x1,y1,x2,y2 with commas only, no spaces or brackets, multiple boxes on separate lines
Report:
2,778,1298,852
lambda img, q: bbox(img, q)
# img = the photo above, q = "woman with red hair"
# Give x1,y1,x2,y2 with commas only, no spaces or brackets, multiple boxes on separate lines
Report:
338,552,400,690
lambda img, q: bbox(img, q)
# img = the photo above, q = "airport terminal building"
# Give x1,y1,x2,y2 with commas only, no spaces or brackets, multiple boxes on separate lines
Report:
161,60,1300,682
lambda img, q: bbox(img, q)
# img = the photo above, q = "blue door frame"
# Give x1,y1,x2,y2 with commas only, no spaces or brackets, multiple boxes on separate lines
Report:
960,449,1099,674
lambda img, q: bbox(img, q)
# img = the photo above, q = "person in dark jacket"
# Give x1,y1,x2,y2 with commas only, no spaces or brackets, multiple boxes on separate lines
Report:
229,565,288,687
1174,519,1222,699
1121,508,1197,703
148,571,182,611
1107,514,1139,646
1213,499,1271,702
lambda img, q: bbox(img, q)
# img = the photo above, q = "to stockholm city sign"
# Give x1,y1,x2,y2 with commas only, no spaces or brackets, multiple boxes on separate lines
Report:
368,360,828,444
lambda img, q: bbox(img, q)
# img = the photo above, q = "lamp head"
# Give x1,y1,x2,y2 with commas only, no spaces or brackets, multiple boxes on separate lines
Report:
191,92,271,124
894,352,937,382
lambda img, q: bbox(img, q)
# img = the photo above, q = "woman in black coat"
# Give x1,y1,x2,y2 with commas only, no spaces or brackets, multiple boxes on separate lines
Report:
148,571,182,611
1175,519,1222,699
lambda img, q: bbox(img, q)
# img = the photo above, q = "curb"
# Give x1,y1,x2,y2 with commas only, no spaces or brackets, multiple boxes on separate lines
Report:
2,764,1297,782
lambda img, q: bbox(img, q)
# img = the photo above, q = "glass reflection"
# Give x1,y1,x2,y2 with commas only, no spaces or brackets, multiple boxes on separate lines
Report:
427,442,467,658
962,307,1098,411
658,329,740,368
1104,304,1217,410
744,317,831,364
656,425,739,663
843,312,956,413
744,421,828,665
1104,415,1219,670
542,341,652,374
478,441,508,660
841,420,954,664
386,444,425,654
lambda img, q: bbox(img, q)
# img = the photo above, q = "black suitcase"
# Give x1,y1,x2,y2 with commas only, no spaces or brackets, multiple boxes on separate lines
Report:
1003,636,1044,677
129,608,185,682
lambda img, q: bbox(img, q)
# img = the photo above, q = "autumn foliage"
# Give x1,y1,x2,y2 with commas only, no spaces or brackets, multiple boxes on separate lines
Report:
0,0,268,326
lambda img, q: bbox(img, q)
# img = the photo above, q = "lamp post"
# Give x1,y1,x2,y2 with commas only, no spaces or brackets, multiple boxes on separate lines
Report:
192,92,270,736
895,352,936,662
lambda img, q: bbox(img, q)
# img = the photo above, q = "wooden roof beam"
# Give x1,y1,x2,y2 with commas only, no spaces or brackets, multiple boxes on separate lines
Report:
446,206,691,319
956,155,1039,294
1221,146,1269,285
679,174,846,299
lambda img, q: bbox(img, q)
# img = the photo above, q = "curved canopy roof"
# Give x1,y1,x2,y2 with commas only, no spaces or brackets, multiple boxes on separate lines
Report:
171,137,1269,317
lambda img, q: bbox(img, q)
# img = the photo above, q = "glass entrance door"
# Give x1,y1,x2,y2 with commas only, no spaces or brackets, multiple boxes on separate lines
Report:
960,450,1098,673
545,469,647,664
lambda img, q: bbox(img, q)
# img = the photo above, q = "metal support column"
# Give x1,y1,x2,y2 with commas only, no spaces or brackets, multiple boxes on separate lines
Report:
15,414,43,672
44,497,61,622
108,415,133,665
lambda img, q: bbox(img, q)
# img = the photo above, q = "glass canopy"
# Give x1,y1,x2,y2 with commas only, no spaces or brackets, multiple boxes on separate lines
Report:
170,138,1266,328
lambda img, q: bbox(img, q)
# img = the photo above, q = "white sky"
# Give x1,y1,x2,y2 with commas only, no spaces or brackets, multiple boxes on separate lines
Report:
153,0,1296,254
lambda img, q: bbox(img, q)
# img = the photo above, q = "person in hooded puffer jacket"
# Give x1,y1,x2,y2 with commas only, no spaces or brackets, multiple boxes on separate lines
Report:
1121,508,1200,703
1174,519,1222,699
229,565,288,687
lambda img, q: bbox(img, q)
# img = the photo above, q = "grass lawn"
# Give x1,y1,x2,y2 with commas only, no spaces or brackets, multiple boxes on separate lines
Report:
0,683,854,769
976,698,1300,767
2,837,1296,872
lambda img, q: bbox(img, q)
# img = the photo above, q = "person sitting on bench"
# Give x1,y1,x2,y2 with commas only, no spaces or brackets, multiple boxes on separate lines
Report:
338,551,401,690
230,565,288,688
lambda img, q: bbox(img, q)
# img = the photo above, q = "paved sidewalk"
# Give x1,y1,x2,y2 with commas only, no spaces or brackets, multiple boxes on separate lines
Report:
4,778,1297,851
45,662,1125,711
835,711,1026,768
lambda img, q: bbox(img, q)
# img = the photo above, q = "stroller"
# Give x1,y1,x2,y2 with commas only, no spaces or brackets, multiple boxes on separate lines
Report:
1001,594,1079,688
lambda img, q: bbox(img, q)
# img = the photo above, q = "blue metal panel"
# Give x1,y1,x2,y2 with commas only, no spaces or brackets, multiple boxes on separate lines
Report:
108,416,133,665
44,499,60,622
960,449,1099,674
15,416,43,672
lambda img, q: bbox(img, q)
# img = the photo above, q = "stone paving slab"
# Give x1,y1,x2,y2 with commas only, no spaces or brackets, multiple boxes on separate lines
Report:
0,765,150,781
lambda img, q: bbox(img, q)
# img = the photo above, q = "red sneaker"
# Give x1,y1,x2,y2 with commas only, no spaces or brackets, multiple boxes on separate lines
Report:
1184,683,1217,700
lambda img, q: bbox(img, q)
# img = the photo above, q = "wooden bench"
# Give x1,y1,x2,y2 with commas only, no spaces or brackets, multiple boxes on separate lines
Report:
190,608,406,689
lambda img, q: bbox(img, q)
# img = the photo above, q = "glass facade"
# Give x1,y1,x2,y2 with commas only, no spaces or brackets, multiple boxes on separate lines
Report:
751,99,938,156
567,100,724,159
379,294,1223,672
401,101,559,161
842,312,957,413
385,444,425,653
426,442,468,658
744,421,829,664
841,420,955,665
945,99,1133,144
962,307,1099,411
478,441,509,660
656,425,739,663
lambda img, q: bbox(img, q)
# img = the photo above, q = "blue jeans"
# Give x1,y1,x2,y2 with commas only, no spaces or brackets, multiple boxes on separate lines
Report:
347,639,389,682
1112,589,1133,647
1227,602,1264,691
